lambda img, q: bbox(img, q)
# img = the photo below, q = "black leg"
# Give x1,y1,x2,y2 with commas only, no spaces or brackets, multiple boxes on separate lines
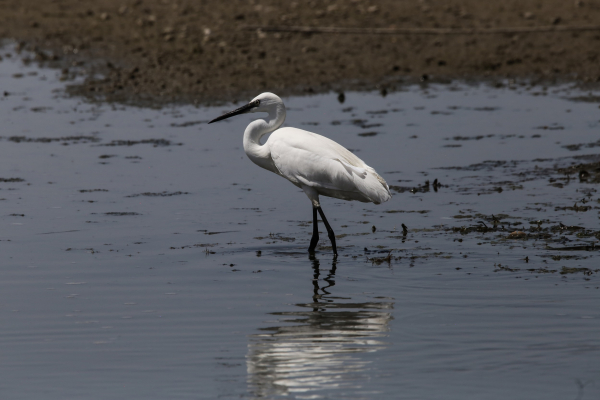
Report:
317,206,338,256
308,207,319,253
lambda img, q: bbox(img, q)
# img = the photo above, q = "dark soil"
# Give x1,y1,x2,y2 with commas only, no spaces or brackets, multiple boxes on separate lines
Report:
2,0,600,104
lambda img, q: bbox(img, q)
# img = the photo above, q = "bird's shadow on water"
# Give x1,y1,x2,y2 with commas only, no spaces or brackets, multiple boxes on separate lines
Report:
246,254,394,398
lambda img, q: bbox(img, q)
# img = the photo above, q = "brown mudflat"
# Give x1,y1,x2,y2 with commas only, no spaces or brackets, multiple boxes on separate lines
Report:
1,0,600,104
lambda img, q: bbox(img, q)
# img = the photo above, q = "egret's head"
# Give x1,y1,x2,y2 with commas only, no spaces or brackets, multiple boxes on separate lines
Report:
208,92,283,124
250,92,283,113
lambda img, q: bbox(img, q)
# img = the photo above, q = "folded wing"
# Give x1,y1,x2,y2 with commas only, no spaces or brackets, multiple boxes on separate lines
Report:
268,127,391,204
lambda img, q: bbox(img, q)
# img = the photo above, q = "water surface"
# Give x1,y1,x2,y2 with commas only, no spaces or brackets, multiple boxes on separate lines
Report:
1,44,600,399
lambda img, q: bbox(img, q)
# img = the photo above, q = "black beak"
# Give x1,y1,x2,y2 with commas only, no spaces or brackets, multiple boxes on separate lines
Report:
208,101,256,124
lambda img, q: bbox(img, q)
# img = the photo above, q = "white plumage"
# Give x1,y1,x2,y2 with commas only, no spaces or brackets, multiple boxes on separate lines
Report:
209,92,391,256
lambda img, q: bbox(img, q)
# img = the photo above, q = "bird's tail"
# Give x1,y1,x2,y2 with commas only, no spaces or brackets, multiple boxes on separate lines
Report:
366,167,392,204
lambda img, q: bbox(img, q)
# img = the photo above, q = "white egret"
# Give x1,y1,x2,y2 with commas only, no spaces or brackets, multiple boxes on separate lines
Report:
209,92,391,256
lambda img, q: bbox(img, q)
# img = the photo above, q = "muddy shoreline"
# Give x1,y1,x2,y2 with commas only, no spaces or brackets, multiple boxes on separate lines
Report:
1,0,600,105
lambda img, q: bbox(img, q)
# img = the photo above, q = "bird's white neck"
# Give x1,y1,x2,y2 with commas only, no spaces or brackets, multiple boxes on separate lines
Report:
243,104,286,174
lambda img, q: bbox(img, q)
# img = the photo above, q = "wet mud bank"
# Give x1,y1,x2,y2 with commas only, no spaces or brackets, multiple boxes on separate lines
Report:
2,1,600,105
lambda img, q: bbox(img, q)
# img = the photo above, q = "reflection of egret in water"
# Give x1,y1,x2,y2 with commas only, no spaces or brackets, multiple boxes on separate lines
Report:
247,256,394,398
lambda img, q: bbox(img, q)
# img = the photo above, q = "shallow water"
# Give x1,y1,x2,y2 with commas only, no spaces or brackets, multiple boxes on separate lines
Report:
1,44,600,399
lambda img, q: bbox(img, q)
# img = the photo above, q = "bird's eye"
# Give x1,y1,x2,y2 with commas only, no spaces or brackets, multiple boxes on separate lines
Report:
254,100,260,106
